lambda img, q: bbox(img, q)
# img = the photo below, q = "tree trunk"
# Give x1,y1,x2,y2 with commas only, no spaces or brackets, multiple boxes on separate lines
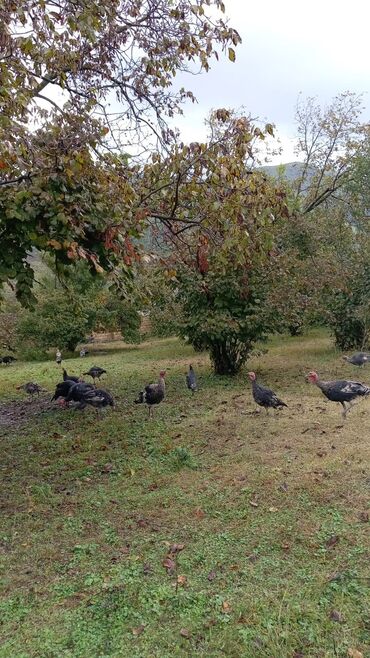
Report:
209,339,250,376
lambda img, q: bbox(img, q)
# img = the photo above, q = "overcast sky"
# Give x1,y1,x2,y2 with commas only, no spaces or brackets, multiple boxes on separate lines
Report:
172,0,370,163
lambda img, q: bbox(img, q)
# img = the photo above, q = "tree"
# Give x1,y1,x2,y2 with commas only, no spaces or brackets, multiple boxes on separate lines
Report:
17,289,92,352
140,110,289,374
293,92,365,214
0,0,240,303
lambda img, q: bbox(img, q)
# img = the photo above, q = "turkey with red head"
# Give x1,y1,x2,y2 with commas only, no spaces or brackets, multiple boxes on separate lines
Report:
307,371,370,418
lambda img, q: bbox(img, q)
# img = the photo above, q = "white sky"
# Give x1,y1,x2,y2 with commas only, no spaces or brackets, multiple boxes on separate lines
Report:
172,0,370,163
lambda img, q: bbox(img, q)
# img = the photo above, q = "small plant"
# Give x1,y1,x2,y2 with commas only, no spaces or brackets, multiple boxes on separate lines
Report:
170,446,197,470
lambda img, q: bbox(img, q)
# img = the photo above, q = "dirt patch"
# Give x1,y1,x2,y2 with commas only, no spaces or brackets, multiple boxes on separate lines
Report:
0,396,53,430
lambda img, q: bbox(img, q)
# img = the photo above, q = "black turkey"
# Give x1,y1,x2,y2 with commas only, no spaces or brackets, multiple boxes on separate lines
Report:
51,380,93,407
248,371,287,413
2,355,16,365
63,368,80,383
307,371,370,418
135,370,166,418
65,383,114,414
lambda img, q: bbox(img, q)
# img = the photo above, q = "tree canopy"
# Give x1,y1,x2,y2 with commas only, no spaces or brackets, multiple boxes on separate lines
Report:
0,0,240,303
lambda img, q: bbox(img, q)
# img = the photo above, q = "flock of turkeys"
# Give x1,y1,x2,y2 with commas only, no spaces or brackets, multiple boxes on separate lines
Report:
11,349,370,420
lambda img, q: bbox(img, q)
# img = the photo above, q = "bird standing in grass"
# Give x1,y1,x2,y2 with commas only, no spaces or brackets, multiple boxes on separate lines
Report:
83,366,107,384
135,370,166,418
342,352,370,367
307,371,370,418
65,384,114,415
248,372,287,413
186,365,197,394
51,380,94,407
16,382,43,400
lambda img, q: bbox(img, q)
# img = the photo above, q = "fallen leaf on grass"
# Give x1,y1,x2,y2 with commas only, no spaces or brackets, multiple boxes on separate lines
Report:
222,600,232,613
132,625,145,636
327,571,343,582
163,557,176,572
330,609,344,623
194,508,205,519
249,500,258,508
180,628,190,638
359,511,369,523
237,614,249,625
177,575,187,586
326,535,340,548
348,650,363,658
281,543,291,551
269,506,278,512
101,463,113,473
169,543,185,553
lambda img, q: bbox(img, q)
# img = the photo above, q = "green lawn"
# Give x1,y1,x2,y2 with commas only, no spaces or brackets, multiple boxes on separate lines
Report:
0,331,369,658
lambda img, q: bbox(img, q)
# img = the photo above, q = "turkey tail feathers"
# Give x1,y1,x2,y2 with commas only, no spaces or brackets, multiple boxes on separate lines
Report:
134,391,145,404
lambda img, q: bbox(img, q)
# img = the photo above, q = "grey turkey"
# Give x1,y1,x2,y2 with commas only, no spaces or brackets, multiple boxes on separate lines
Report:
135,370,166,418
307,371,370,418
65,383,114,414
16,382,43,399
186,365,197,394
83,366,107,383
248,371,287,413
51,380,93,406
63,368,80,383
342,352,370,367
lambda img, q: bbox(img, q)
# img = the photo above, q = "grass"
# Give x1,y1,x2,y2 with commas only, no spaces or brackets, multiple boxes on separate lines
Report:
0,329,369,658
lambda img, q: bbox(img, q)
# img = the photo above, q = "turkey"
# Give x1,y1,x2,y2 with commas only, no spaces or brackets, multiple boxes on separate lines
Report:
2,355,16,365
186,365,197,394
51,380,93,407
248,372,288,413
83,366,106,383
307,371,370,418
16,382,43,399
135,370,166,418
63,368,80,383
65,383,114,414
342,352,370,367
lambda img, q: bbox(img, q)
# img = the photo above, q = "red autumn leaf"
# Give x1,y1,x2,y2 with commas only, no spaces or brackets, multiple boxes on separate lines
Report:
326,535,340,548
163,557,176,571
169,543,185,553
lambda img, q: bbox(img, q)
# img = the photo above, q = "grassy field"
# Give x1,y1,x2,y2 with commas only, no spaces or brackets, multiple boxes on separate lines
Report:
0,330,369,658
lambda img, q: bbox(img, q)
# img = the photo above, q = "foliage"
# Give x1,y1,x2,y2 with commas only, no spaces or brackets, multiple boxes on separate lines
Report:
0,296,20,353
17,289,92,352
324,250,370,351
175,268,273,375
293,92,365,214
141,110,289,374
95,292,142,344
0,0,240,304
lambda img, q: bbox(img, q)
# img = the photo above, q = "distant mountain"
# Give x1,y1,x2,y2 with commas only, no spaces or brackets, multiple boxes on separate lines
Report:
261,162,305,181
